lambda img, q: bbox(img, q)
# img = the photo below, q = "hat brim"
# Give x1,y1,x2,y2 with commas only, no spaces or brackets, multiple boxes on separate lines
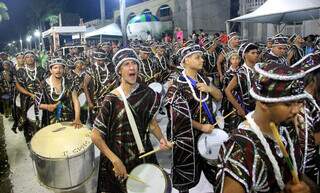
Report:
180,50,203,68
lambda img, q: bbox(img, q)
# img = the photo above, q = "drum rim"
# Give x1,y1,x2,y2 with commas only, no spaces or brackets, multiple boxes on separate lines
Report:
30,122,92,159
31,143,94,160
126,163,170,193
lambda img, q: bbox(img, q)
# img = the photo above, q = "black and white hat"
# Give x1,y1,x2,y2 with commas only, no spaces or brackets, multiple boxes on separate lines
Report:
93,51,107,60
24,51,36,58
238,42,258,59
112,48,141,76
272,34,288,46
49,58,66,68
179,45,203,67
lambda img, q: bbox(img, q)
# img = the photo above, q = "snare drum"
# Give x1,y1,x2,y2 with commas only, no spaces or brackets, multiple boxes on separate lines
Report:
78,92,87,107
197,129,229,164
27,105,43,122
148,82,164,94
126,164,172,193
30,122,95,189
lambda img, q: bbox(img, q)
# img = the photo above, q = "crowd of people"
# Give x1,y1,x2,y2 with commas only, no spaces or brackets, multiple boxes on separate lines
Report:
0,30,320,193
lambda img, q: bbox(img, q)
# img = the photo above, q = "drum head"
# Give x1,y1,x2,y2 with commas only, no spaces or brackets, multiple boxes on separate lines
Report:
27,105,43,122
78,93,86,107
30,122,92,159
148,82,163,94
198,129,229,161
127,164,169,193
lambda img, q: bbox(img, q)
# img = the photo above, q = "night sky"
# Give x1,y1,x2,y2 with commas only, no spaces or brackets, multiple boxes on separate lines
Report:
0,0,141,49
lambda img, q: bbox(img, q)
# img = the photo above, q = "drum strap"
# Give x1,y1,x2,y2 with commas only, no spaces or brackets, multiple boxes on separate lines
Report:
117,86,145,154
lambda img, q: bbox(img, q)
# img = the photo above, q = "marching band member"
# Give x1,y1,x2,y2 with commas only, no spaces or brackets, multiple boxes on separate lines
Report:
91,48,170,193
165,44,222,193
261,34,289,66
224,43,259,131
215,61,319,193
37,58,82,128
288,34,305,65
15,51,46,143
216,32,240,85
83,51,116,124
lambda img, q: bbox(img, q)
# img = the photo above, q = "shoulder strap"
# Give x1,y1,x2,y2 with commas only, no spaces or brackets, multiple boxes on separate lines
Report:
117,86,145,154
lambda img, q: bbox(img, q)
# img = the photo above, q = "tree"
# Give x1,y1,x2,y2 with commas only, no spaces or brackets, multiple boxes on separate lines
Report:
26,0,68,31
0,2,9,22
45,14,59,27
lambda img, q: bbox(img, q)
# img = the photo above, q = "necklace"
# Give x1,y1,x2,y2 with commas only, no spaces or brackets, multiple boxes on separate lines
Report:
141,59,153,78
95,62,109,84
246,112,297,190
206,51,215,67
25,64,37,81
48,75,65,102
182,70,209,102
157,55,167,70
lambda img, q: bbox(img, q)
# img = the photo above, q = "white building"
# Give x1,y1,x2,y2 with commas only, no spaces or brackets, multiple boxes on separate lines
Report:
113,0,230,37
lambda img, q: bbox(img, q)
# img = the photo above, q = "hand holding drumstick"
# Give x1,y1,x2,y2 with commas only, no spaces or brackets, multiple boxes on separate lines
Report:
139,109,236,159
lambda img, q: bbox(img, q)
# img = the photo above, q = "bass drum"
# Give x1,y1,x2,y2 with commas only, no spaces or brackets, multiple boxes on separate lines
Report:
127,164,172,193
30,122,95,189
197,129,229,165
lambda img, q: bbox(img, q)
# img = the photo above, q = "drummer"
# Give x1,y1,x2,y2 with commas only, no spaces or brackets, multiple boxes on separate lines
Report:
83,51,116,125
66,56,87,123
215,62,319,193
91,48,171,193
165,44,222,193
37,58,82,128
15,51,47,143
138,45,159,84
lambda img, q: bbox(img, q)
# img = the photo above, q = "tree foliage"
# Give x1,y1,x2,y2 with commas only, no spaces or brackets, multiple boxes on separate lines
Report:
26,0,69,30
0,2,9,22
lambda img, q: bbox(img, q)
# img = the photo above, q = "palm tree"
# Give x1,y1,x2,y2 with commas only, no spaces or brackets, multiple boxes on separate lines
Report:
0,2,9,22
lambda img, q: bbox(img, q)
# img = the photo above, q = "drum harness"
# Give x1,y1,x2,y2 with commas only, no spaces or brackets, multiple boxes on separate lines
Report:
117,86,145,154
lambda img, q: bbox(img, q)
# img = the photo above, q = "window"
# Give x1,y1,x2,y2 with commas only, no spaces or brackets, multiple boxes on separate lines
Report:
159,5,171,17
142,9,152,15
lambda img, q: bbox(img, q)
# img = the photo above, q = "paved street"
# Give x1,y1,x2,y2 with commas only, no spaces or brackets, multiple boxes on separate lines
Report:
1,111,213,193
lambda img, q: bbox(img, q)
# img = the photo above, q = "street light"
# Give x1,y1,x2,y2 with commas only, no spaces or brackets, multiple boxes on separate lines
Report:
8,43,12,47
19,39,23,51
26,35,32,50
34,30,41,37
34,29,41,51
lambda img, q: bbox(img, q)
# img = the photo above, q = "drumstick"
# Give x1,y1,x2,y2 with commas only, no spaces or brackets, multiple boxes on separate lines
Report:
270,122,300,184
127,174,147,185
199,91,202,124
139,142,175,159
211,109,236,128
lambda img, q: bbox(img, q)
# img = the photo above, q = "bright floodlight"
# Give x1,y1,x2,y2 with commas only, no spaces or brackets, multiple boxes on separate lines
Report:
8,43,12,46
34,30,41,37
26,36,32,42
12,41,16,44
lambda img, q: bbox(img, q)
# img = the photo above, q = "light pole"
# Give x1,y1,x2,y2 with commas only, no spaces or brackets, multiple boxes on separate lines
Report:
119,0,127,47
19,39,23,51
34,29,41,51
26,36,32,50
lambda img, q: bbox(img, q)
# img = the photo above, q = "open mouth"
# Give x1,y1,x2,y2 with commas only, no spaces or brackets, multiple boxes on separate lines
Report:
128,72,136,77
